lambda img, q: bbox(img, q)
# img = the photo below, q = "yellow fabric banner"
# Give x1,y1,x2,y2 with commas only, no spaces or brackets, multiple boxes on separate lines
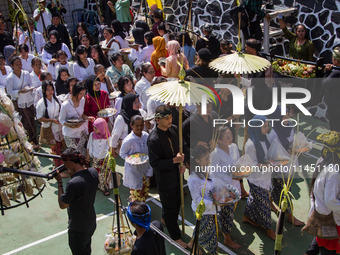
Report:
146,0,163,10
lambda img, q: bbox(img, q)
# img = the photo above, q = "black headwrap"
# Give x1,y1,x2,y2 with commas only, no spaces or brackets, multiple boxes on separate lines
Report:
120,93,141,133
111,20,126,39
44,30,62,55
61,151,89,167
55,67,70,96
132,27,146,47
85,74,101,97
246,39,261,52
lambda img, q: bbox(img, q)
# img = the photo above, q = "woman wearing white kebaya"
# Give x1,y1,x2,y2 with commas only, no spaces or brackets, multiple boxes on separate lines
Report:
36,81,64,166
73,45,95,82
59,82,94,156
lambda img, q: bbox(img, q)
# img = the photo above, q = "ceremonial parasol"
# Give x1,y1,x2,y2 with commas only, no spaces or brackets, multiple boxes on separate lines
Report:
146,71,216,235
209,2,270,75
209,52,271,74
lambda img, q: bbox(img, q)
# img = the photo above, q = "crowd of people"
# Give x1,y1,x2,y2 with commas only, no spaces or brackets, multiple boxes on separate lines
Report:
1,0,340,254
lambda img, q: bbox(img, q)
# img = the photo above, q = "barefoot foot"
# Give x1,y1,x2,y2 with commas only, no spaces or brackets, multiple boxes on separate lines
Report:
266,229,276,240
223,233,241,249
242,215,259,227
271,202,278,214
288,214,304,226
175,239,188,249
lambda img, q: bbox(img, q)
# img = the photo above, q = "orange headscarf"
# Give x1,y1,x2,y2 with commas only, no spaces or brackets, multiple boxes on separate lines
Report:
151,36,167,71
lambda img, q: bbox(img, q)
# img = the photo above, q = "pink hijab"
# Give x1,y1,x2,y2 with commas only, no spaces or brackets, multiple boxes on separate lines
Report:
92,118,110,140
167,40,180,56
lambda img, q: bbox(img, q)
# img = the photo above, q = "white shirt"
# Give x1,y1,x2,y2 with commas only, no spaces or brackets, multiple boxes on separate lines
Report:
41,43,72,65
47,61,58,80
268,129,298,173
6,70,34,108
30,70,42,88
100,82,109,94
135,76,151,111
245,139,272,190
110,109,146,148
119,131,153,190
36,97,63,142
268,128,294,146
128,45,155,68
115,35,129,49
20,54,35,73
87,132,110,159
210,144,241,193
55,62,73,78
101,38,120,59
72,58,95,82
19,31,45,54
0,66,12,90
311,162,340,225
114,96,123,118
138,45,155,63
146,97,163,119
59,98,88,138
188,173,216,215
33,8,52,34
34,86,43,107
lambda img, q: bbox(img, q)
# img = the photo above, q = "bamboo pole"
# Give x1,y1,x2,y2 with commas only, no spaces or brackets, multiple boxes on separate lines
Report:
179,104,185,235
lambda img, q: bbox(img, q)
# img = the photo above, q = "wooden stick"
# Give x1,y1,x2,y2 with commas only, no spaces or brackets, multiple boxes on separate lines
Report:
179,104,185,235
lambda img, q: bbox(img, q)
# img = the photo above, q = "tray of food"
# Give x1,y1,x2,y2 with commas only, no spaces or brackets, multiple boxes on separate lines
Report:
158,57,166,66
21,86,34,92
128,44,141,48
66,118,85,126
97,108,117,118
272,59,316,79
120,48,132,54
109,91,121,100
209,184,240,206
125,153,149,165
269,160,289,166
125,36,135,44
232,166,252,178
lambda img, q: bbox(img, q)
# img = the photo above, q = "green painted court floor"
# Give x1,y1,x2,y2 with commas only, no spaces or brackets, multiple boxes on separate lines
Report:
0,114,327,255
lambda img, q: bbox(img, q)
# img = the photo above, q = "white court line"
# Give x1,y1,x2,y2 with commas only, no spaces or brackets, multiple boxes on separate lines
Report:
149,197,237,255
3,184,187,255
3,211,115,255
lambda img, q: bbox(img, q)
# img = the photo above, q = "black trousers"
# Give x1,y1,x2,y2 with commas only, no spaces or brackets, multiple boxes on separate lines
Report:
242,19,263,41
68,228,95,255
327,108,340,132
306,237,338,255
158,186,181,241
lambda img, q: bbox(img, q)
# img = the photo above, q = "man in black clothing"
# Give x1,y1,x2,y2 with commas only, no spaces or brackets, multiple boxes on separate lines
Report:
323,47,340,132
55,148,99,255
0,15,14,55
127,201,166,255
242,0,270,41
147,105,187,248
183,102,218,151
47,1,66,20
195,24,221,60
47,12,71,49
185,48,218,84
